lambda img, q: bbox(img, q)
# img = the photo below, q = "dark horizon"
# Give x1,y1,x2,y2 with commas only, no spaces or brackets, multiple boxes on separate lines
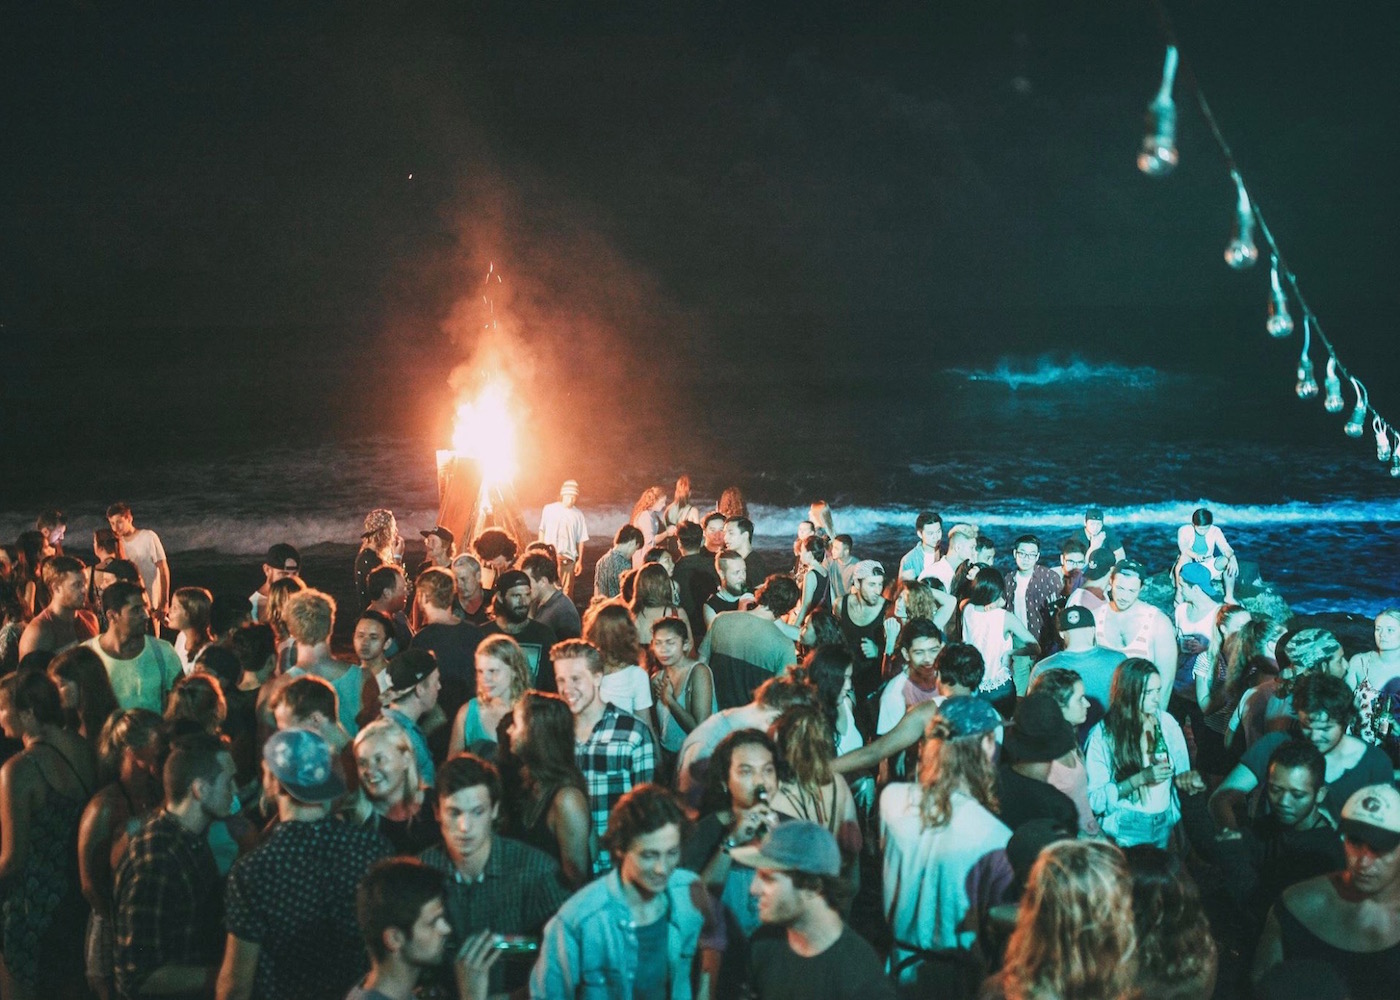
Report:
5,1,1399,474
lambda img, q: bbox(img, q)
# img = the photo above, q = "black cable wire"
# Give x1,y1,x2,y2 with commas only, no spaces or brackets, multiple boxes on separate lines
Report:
1144,0,1385,447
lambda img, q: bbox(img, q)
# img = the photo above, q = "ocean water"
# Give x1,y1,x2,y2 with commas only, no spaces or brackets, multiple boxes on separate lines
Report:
6,356,1398,617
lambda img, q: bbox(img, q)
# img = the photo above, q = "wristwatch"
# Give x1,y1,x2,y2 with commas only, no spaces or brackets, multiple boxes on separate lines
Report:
721,836,739,854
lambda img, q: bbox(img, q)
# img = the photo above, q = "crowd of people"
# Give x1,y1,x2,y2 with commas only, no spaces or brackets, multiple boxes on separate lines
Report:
0,486,1397,1000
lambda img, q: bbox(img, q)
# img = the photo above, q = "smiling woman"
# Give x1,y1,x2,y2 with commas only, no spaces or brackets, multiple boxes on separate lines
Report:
351,718,440,854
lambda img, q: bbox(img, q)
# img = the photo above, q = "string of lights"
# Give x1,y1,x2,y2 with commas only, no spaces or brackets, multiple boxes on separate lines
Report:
1135,11,1398,475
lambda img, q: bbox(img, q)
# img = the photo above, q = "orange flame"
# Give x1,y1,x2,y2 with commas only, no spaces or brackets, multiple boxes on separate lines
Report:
450,378,518,487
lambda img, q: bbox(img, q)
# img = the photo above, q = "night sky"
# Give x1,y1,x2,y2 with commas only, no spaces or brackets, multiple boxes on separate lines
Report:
5,1,1398,468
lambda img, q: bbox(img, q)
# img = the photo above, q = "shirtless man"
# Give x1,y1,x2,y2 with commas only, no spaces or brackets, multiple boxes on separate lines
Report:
1096,561,1176,692
17,555,99,658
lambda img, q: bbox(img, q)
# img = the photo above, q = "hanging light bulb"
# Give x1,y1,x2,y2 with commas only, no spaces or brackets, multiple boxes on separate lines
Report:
1344,378,1368,437
1323,356,1344,412
1295,357,1318,399
1266,257,1294,337
1391,451,1400,478
1295,316,1318,398
1137,46,1180,177
1224,173,1259,269
1375,417,1393,462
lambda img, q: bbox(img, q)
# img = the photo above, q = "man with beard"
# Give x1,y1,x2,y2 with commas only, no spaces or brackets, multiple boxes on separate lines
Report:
834,560,888,701
481,570,558,692
739,823,892,1000
705,550,749,628
520,552,582,642
18,555,98,658
348,859,456,1000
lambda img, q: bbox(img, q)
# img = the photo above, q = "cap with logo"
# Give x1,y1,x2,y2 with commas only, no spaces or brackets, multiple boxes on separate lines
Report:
1340,784,1400,854
1083,549,1116,580
386,649,438,698
1056,605,1095,631
265,543,301,572
263,727,346,804
419,525,455,547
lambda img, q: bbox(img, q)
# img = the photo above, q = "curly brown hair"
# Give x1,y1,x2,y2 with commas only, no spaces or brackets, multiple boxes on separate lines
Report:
1000,840,1138,1000
583,602,642,671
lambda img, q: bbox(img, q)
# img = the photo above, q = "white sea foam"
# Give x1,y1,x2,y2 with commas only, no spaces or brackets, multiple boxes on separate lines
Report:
947,355,1168,390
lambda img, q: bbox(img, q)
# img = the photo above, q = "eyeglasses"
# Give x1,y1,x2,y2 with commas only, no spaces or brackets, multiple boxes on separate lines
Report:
1014,550,1039,558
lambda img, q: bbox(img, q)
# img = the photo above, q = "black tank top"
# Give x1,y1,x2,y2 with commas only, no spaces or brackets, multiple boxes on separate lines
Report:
1278,901,1400,1000
838,595,885,664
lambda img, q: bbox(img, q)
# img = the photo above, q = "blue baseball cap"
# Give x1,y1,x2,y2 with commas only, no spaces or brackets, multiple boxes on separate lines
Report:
935,695,1005,738
728,821,841,877
264,727,345,804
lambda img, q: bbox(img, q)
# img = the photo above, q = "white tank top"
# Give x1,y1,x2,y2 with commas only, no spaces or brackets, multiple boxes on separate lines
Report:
963,607,1012,691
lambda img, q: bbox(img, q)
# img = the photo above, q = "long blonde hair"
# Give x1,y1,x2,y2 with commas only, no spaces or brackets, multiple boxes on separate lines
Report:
917,717,998,829
1000,840,1138,1000
476,634,530,704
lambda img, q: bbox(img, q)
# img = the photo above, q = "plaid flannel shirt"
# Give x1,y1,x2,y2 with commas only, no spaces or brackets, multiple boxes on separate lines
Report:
576,702,656,872
113,811,224,999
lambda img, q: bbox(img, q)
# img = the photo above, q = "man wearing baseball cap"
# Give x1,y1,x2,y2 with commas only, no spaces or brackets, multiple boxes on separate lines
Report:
380,649,443,785
219,728,391,1000
1254,784,1400,1000
1029,604,1121,731
481,568,558,691
250,543,301,624
414,524,455,580
835,560,888,701
737,822,894,999
879,696,1013,986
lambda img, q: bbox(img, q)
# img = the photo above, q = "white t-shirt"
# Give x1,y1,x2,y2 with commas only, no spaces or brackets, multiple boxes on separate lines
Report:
123,528,168,597
879,784,1012,980
173,632,200,676
538,503,590,560
1013,573,1031,624
599,665,653,718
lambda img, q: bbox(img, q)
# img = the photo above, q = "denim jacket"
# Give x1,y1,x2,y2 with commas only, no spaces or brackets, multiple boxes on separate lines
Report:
529,867,723,999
